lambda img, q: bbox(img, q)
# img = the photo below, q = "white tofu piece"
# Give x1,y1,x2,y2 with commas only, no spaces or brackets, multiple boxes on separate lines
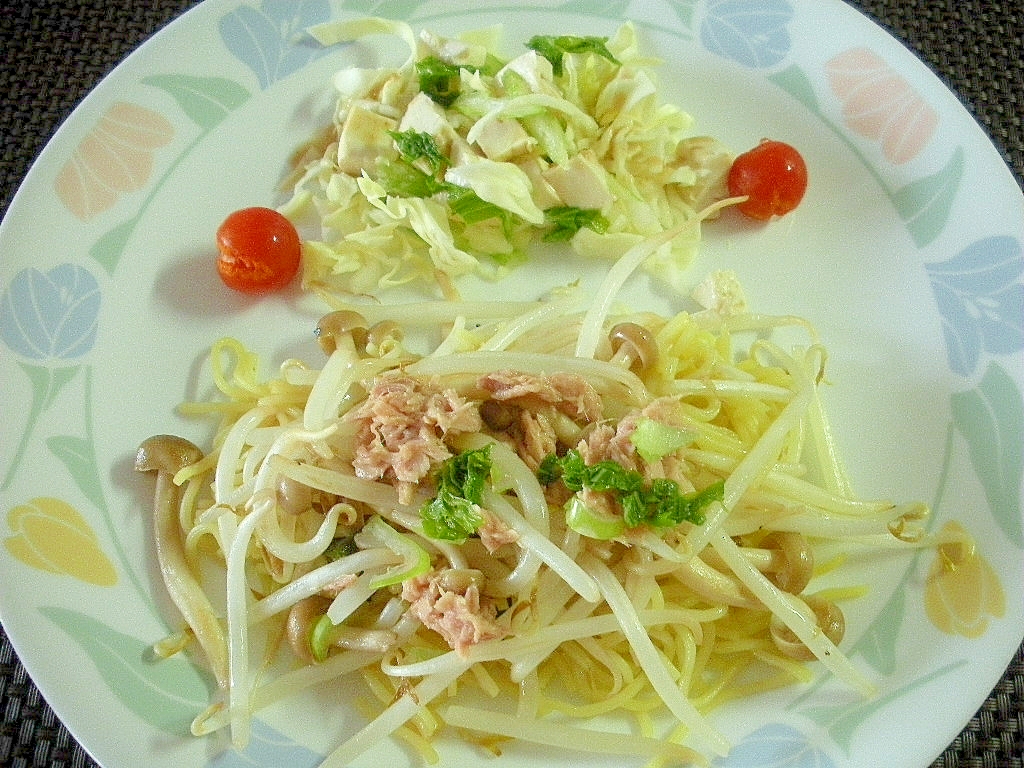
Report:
473,118,536,161
398,92,449,137
692,270,748,316
336,104,397,176
513,155,563,209
542,151,614,210
418,29,488,67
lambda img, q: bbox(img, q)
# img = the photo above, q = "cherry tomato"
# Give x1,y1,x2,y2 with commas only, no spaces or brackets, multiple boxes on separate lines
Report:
216,206,301,294
727,140,808,221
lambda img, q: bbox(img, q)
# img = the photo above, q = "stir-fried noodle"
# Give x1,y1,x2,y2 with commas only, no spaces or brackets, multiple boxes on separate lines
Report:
140,231,950,766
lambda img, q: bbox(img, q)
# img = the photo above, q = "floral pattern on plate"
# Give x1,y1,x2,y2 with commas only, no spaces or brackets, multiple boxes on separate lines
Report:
0,1,1020,767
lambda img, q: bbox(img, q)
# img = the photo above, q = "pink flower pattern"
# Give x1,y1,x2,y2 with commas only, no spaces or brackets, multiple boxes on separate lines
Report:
54,101,174,221
825,47,938,165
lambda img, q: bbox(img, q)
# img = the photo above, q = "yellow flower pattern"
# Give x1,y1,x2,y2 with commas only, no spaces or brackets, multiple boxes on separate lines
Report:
5,497,118,587
924,521,1005,638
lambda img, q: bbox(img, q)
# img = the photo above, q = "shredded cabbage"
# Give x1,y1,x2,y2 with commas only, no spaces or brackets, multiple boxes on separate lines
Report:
287,20,735,296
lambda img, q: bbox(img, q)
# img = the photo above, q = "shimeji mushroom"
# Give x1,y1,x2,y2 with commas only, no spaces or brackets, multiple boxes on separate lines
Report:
479,398,518,432
286,595,332,664
136,434,229,690
315,310,369,356
750,531,814,595
695,531,814,606
608,321,658,375
769,593,846,661
276,474,314,516
315,310,405,358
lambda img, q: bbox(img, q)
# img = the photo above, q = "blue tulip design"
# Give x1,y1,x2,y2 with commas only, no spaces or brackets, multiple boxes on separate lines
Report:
926,235,1024,378
0,264,101,489
219,0,331,90
0,264,99,359
713,723,837,768
700,0,795,69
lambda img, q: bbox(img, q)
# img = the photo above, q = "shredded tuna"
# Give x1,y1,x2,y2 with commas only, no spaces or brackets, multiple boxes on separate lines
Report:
579,397,690,473
478,370,602,422
580,486,620,519
402,571,508,655
319,573,358,599
346,373,482,503
513,409,557,471
640,396,689,427
579,419,639,471
477,512,520,554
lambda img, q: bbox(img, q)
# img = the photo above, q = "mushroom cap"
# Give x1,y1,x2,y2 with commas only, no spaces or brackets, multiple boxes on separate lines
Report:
135,435,203,474
277,474,314,516
479,399,517,431
366,319,403,351
770,593,845,661
315,310,368,356
609,321,657,373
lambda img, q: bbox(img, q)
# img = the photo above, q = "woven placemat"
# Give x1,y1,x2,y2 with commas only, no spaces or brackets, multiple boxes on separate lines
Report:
1,2,1022,767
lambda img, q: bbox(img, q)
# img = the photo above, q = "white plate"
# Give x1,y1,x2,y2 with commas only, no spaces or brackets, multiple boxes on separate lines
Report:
1,1,1022,767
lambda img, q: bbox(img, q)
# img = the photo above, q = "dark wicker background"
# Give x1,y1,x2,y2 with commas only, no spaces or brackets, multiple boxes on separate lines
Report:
1,1,1022,766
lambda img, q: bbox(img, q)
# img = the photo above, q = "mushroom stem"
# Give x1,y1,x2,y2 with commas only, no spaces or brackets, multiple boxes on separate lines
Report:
136,435,229,691
286,595,331,664
669,554,757,608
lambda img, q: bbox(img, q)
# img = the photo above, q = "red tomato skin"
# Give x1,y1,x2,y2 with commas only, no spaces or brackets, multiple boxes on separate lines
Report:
727,140,808,221
216,207,301,294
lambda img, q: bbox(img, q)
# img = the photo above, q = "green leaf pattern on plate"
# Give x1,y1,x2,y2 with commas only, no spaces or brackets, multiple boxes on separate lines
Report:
950,362,1024,547
892,147,965,247
848,585,904,676
39,606,213,735
46,434,104,513
141,74,251,129
1,363,81,491
666,0,700,30
796,660,966,754
40,601,328,764
554,0,637,19
88,218,148,275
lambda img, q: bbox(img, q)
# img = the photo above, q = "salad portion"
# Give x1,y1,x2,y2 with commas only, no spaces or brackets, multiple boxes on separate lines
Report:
282,20,752,297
